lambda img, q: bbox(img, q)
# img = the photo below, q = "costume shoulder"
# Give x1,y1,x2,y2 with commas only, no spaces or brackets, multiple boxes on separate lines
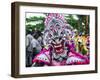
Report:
32,48,51,65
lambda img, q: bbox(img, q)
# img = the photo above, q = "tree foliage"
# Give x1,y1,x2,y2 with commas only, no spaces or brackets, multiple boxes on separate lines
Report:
26,14,89,35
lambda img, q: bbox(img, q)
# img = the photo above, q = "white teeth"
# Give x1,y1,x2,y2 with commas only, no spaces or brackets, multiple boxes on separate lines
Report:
54,44,62,48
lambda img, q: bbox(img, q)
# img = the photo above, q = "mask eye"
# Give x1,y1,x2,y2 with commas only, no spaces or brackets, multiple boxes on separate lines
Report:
59,37,62,41
52,39,55,42
52,39,56,44
59,37,63,43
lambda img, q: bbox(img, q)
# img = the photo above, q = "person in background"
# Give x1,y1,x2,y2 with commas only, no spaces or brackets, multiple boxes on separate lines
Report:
26,29,33,67
37,31,44,48
31,32,42,60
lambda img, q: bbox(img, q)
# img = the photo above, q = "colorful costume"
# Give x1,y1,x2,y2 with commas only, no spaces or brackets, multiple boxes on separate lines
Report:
32,13,89,66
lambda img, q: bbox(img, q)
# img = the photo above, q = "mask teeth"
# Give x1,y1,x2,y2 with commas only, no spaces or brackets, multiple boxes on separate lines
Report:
54,44,62,48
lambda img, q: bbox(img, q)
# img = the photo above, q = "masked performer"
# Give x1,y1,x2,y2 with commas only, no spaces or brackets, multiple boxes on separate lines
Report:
32,13,89,66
